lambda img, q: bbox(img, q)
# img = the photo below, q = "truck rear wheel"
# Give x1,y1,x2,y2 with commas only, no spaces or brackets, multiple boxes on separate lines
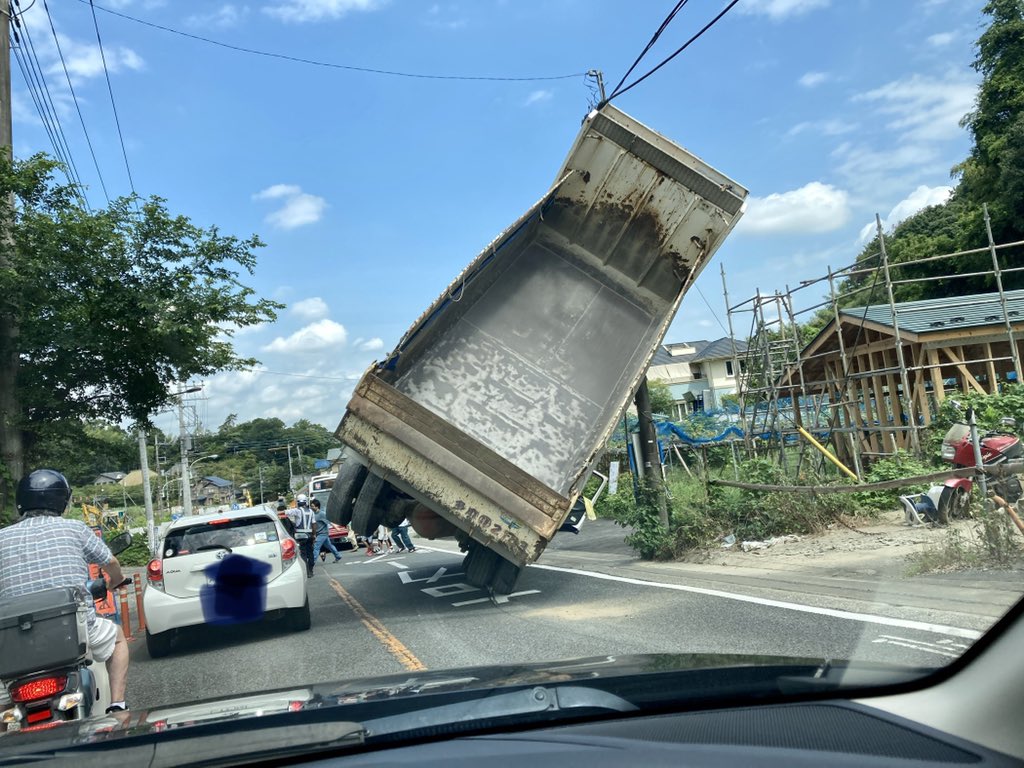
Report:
490,559,522,595
327,462,368,525
464,544,499,588
351,473,386,536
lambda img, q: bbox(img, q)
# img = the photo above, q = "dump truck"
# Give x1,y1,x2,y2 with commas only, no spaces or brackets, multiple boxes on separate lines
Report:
328,104,748,593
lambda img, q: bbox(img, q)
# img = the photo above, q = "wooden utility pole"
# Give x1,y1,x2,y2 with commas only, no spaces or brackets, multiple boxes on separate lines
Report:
634,378,669,529
0,0,22,512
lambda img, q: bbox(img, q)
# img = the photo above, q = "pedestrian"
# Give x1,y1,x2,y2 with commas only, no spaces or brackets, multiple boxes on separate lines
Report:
391,518,416,552
288,494,316,576
277,500,295,538
311,498,342,563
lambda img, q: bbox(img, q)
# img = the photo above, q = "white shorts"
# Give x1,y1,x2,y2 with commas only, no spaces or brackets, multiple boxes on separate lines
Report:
88,616,119,662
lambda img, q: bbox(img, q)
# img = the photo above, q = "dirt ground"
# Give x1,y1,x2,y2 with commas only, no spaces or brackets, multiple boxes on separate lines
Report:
699,508,988,572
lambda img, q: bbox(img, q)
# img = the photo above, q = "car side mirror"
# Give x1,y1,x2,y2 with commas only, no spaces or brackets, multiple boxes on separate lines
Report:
108,531,133,556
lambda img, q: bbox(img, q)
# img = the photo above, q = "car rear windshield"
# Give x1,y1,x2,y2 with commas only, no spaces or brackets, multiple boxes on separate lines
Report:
162,516,280,558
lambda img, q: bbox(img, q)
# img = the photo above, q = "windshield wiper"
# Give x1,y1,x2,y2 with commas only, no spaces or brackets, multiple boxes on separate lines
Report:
362,684,637,742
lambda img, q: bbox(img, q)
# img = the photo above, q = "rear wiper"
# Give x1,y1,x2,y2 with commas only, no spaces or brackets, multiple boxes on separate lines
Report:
363,685,637,741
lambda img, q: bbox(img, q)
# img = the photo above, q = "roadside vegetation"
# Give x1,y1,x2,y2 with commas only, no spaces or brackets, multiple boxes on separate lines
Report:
596,389,1024,571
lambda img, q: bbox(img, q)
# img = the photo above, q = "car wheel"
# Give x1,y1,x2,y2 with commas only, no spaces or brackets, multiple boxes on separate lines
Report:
146,629,173,659
351,473,386,537
327,462,369,526
289,599,312,632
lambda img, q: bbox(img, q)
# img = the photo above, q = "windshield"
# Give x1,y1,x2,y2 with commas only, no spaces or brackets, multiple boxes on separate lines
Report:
0,0,1022,757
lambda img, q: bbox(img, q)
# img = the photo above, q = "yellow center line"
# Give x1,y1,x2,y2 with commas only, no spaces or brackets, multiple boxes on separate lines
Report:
328,577,426,672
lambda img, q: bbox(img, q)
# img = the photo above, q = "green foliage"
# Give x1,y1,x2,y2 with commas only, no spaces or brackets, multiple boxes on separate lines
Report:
956,0,1024,249
647,379,675,417
0,153,282,516
104,532,153,568
854,451,937,511
600,480,674,560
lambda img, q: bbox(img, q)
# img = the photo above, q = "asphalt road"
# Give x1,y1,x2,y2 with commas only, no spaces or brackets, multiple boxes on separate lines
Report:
127,539,984,712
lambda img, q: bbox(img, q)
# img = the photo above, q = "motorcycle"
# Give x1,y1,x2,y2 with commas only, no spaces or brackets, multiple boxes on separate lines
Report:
908,405,1023,525
0,532,132,732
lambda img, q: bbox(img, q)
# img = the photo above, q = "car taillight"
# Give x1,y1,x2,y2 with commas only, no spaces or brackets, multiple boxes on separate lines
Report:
10,676,67,703
147,559,165,591
281,538,297,570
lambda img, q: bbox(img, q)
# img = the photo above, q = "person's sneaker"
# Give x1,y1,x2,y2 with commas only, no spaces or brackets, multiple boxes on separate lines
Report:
409,547,417,552
105,704,127,714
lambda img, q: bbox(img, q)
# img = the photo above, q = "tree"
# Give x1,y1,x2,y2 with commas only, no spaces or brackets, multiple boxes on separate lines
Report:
0,155,282,509
955,0,1024,249
647,379,675,417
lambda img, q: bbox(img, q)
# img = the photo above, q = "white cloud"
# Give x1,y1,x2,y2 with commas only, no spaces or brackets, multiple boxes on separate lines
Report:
926,31,955,47
50,35,144,80
358,337,384,351
857,184,953,241
253,184,327,229
524,89,553,106
263,319,348,353
187,4,250,27
738,0,829,20
741,182,851,235
853,72,977,142
292,297,329,320
798,71,829,88
264,0,384,23
787,118,857,137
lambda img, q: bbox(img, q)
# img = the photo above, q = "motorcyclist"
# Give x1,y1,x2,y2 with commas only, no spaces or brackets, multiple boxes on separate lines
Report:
0,469,130,713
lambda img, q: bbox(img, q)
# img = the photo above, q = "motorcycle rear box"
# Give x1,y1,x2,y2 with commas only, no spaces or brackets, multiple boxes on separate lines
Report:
0,587,88,678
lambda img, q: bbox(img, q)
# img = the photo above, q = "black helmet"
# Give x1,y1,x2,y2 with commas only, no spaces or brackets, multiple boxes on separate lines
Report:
16,469,72,516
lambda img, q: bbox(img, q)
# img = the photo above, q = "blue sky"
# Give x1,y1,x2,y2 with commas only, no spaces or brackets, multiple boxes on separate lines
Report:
13,0,984,432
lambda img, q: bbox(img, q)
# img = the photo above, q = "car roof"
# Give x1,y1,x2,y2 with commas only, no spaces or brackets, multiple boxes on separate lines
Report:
165,507,278,532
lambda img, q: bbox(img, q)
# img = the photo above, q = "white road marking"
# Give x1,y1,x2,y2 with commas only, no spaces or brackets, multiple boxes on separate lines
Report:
872,635,960,659
528,563,983,640
452,590,541,607
398,567,464,585
388,561,409,570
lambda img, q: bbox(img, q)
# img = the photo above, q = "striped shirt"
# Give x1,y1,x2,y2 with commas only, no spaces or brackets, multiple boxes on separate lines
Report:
0,516,112,624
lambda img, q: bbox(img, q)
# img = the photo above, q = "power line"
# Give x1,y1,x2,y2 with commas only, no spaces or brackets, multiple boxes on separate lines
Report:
608,0,741,104
78,0,588,83
87,0,135,197
608,0,689,100
694,284,730,336
9,30,86,197
14,4,89,202
40,0,110,204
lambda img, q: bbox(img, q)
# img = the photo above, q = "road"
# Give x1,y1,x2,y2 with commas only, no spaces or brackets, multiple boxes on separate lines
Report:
127,524,1009,711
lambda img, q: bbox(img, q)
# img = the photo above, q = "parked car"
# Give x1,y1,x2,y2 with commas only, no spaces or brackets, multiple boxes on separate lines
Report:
143,508,310,659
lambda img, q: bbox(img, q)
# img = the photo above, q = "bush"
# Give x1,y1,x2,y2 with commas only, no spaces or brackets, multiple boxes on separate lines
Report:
104,531,152,567
854,451,937,512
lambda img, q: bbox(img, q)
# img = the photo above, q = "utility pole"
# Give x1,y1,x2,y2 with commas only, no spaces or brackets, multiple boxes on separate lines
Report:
634,378,669,529
0,0,22,510
296,444,306,488
286,444,295,490
178,395,192,517
258,465,265,505
138,430,156,555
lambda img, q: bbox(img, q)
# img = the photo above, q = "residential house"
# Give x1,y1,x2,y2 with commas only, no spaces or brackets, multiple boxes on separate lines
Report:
118,470,145,487
194,476,235,508
648,337,748,418
92,471,126,486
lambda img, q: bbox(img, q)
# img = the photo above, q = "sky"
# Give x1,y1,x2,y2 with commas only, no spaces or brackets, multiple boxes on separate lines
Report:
11,0,985,434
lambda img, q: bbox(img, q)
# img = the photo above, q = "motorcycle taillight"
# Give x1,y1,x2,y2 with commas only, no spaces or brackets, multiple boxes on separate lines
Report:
10,675,67,703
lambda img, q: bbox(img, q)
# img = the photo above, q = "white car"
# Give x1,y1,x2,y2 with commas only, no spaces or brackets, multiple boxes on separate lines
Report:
143,508,309,658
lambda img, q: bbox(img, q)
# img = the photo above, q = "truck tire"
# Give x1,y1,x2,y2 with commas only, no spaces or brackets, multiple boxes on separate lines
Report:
490,558,522,595
351,473,387,536
326,462,368,526
464,544,499,588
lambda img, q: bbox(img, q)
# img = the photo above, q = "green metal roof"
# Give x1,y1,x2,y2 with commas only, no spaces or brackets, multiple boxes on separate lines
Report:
840,288,1024,335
